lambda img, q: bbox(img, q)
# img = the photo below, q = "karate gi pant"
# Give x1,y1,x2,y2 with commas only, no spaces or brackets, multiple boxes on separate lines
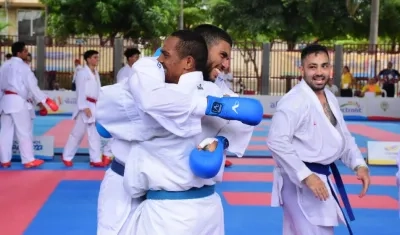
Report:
0,109,35,164
103,138,113,158
119,192,224,235
97,169,144,235
63,111,102,162
281,175,334,235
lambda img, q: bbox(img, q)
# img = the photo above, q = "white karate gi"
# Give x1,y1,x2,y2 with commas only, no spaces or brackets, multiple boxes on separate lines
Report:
63,65,103,163
0,57,48,164
116,64,135,84
121,71,253,234
95,58,253,235
101,65,134,159
267,80,367,235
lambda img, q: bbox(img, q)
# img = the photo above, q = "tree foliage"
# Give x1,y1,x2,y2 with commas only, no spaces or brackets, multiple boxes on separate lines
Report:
41,0,400,49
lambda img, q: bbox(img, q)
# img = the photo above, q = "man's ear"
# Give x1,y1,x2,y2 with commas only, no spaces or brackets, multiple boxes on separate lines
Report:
186,56,195,70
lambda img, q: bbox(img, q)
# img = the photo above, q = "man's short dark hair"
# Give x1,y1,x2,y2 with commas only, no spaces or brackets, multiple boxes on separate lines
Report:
5,53,12,59
11,41,26,56
83,50,99,61
124,48,140,60
170,30,208,73
301,44,329,64
193,24,233,47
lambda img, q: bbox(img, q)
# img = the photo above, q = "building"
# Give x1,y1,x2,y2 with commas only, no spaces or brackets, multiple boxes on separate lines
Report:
0,0,45,44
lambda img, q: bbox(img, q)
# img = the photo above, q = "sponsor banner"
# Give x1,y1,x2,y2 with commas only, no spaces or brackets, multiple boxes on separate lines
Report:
12,136,54,160
367,141,399,165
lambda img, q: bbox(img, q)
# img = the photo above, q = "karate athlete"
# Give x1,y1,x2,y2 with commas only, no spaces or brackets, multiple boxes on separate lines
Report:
0,41,58,168
193,24,254,167
267,44,371,235
120,30,259,235
96,30,258,235
62,50,107,167
116,48,140,83
101,48,141,165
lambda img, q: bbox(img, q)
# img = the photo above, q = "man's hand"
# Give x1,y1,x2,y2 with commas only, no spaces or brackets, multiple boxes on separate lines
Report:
303,173,330,201
197,138,218,152
355,166,370,198
38,102,45,109
83,108,92,118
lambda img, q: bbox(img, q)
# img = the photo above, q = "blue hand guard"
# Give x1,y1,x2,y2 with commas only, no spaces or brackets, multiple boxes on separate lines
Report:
189,136,229,179
205,96,264,126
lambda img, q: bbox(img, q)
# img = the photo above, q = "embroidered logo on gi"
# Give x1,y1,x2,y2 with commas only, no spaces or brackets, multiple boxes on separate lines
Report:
232,101,239,114
157,61,162,69
211,102,223,114
197,84,203,90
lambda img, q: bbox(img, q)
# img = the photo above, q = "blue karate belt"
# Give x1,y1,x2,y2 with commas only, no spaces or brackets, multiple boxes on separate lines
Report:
146,185,215,200
304,162,355,235
111,159,215,200
110,159,125,176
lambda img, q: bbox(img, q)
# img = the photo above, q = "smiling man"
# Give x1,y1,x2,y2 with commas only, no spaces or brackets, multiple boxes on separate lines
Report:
267,44,370,235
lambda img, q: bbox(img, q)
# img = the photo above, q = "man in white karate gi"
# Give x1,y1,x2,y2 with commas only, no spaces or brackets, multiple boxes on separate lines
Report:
116,48,140,83
101,48,141,165
62,50,107,167
194,24,253,167
267,44,371,235
0,41,58,168
96,29,255,235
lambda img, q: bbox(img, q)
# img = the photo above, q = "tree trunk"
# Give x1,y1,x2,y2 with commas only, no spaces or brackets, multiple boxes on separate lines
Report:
368,0,380,52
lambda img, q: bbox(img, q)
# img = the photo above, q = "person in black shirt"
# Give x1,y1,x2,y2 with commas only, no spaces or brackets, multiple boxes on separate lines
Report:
378,62,400,97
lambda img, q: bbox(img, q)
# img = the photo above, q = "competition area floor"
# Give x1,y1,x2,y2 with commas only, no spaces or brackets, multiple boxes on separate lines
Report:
0,116,399,235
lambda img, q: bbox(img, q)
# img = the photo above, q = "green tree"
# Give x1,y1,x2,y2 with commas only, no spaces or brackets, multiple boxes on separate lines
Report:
41,0,179,45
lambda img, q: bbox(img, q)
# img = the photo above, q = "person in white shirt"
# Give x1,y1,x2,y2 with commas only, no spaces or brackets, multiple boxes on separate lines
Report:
62,50,107,167
326,78,339,96
101,48,141,164
267,44,370,235
116,48,140,83
0,41,58,168
194,24,254,168
96,29,257,235
71,59,82,91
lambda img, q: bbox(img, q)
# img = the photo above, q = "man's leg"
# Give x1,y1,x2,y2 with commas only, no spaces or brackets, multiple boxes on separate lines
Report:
281,175,334,235
0,114,14,167
12,109,44,167
62,112,86,166
87,122,105,166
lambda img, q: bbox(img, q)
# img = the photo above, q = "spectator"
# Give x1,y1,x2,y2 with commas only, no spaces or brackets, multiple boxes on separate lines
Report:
360,78,382,97
378,61,399,97
326,78,339,96
71,59,82,91
340,65,355,97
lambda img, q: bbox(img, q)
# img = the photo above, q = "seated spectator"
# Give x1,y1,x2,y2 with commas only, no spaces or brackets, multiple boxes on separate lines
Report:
360,78,382,97
326,78,339,96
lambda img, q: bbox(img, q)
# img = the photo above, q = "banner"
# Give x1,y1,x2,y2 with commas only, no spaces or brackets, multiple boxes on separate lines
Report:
12,136,55,160
42,90,76,115
44,91,400,121
364,98,400,120
336,97,368,120
367,141,399,165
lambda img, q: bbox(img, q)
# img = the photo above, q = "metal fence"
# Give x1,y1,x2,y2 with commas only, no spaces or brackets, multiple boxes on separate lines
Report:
0,35,399,96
